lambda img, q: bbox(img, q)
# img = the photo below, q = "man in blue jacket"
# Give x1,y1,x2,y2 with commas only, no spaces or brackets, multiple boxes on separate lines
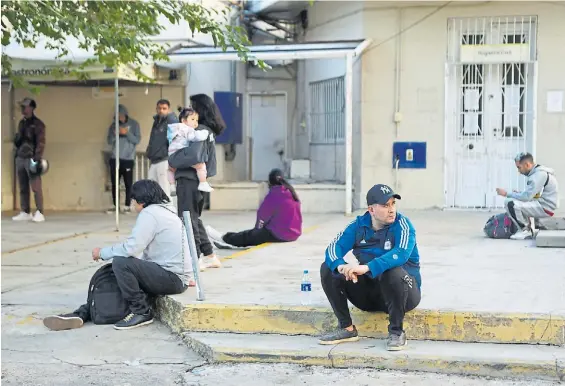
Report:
319,184,421,351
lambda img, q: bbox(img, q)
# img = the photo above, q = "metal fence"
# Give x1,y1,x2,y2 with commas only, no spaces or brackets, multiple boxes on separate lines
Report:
309,76,345,145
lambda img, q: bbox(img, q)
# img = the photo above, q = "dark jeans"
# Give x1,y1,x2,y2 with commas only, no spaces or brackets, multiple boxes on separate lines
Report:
176,177,213,257
74,257,186,321
16,157,43,213
109,158,134,207
223,227,281,247
320,263,421,335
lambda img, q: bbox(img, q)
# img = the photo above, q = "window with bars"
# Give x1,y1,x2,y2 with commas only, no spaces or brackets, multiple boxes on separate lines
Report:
460,34,485,137
502,33,526,138
309,76,345,144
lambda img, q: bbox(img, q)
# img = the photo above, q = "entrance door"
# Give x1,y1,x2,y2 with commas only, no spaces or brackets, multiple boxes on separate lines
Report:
445,17,536,209
250,93,287,181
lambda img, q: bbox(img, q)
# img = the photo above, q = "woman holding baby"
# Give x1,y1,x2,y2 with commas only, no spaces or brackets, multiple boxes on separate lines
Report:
168,94,225,271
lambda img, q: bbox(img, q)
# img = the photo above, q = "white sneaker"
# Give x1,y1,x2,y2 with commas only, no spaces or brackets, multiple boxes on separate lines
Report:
201,254,222,269
198,258,207,272
32,211,45,223
205,225,224,242
510,229,532,240
198,182,214,192
12,212,32,221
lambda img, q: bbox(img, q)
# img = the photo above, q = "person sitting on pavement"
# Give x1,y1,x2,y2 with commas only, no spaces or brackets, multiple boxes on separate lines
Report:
496,152,559,240
43,179,194,332
206,168,302,248
319,184,421,351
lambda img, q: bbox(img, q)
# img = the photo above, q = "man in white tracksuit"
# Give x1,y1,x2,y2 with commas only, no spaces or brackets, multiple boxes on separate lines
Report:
496,152,559,240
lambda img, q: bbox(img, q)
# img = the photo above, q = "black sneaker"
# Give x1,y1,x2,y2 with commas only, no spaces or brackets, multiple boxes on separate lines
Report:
386,332,407,351
319,326,360,345
113,312,154,330
43,313,84,331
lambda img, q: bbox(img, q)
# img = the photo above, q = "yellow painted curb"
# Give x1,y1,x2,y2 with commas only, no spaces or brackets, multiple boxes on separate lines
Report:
180,333,563,381
156,299,565,346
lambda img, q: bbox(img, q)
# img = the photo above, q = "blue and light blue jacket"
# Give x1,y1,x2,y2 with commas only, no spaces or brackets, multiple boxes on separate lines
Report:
324,212,421,288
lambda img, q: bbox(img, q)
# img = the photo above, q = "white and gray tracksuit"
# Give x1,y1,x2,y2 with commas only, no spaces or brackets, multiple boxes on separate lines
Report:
505,165,559,229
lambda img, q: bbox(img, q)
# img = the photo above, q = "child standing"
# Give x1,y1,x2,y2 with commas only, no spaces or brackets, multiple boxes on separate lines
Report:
167,107,213,195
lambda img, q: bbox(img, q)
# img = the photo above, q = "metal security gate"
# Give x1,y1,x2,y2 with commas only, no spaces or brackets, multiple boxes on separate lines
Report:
445,16,537,209
309,76,345,182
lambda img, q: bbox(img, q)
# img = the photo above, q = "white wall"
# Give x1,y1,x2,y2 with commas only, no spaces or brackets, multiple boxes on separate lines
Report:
299,1,366,205
360,1,565,209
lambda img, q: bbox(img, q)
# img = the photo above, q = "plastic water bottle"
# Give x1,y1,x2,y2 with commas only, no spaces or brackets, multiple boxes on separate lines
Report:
301,269,312,305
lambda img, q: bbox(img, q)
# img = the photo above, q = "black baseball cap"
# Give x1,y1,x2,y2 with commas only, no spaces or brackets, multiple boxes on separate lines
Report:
366,184,401,206
20,98,37,109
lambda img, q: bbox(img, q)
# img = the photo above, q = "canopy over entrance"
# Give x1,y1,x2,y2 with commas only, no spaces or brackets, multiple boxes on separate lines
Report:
166,39,372,214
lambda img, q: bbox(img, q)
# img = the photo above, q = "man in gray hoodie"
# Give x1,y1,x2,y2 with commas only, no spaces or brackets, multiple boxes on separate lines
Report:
107,104,141,214
146,99,178,198
496,152,559,240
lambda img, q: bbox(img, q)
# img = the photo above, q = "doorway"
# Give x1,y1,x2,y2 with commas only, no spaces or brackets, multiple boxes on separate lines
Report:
249,93,287,181
445,16,537,209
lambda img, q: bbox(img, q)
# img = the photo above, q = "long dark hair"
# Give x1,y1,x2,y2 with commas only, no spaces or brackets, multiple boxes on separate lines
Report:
268,168,299,202
189,94,226,136
131,179,170,207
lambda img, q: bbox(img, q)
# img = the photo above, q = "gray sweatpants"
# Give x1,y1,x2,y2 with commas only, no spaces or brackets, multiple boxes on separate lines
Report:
504,198,550,230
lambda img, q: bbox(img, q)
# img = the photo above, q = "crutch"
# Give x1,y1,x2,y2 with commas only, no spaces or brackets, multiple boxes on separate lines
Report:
183,211,205,301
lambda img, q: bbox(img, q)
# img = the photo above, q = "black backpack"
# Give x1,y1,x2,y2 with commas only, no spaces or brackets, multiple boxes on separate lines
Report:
87,263,130,324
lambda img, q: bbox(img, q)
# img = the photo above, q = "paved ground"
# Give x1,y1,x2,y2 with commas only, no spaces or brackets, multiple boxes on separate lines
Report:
182,363,560,386
2,210,564,385
175,210,565,315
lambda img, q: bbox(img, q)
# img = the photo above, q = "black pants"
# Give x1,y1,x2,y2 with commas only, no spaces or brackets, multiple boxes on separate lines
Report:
16,157,43,213
176,177,214,257
74,257,186,321
109,158,134,207
223,227,281,247
320,263,421,335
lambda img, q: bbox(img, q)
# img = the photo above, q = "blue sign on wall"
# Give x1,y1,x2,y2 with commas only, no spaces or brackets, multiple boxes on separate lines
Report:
392,142,427,169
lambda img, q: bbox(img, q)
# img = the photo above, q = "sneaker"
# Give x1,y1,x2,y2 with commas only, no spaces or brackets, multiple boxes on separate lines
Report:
43,313,84,331
106,207,116,214
386,332,407,351
113,312,154,330
122,206,132,214
32,211,45,223
198,182,214,192
319,326,360,345
510,228,532,240
198,258,207,272
12,212,32,221
201,254,222,269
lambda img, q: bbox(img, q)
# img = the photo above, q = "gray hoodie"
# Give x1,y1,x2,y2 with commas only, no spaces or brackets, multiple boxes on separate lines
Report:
107,104,141,161
507,165,559,210
99,204,193,285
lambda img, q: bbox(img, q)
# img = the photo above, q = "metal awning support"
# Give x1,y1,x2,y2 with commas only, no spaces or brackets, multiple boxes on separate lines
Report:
114,75,120,231
167,39,372,215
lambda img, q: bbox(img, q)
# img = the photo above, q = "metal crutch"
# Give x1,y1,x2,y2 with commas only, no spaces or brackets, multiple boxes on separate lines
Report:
183,211,205,301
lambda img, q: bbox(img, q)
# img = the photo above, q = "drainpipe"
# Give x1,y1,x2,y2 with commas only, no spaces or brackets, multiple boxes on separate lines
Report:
10,82,17,211
393,8,403,138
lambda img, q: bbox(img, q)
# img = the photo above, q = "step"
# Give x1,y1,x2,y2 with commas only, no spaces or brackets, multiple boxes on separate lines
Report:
536,230,565,248
156,299,565,346
181,332,565,381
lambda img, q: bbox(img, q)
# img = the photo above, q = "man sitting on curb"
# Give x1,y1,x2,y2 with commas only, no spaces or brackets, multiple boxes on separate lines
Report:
319,184,421,351
496,152,559,240
43,180,193,332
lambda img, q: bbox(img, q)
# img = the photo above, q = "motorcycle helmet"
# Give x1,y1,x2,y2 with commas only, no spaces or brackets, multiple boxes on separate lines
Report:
29,159,49,176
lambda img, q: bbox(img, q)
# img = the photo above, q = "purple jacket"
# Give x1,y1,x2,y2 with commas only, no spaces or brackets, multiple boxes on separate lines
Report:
256,185,302,242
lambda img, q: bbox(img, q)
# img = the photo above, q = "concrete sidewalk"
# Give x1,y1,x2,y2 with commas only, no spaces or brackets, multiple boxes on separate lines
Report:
161,210,565,346
2,210,565,381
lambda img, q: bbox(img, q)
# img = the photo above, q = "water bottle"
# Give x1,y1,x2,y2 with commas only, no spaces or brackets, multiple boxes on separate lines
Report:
301,269,312,305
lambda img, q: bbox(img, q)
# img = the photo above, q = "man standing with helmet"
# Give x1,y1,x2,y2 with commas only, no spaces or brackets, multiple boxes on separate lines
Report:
12,97,46,222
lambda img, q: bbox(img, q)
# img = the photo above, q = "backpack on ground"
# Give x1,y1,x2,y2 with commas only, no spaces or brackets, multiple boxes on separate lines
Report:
87,263,130,324
483,213,517,239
